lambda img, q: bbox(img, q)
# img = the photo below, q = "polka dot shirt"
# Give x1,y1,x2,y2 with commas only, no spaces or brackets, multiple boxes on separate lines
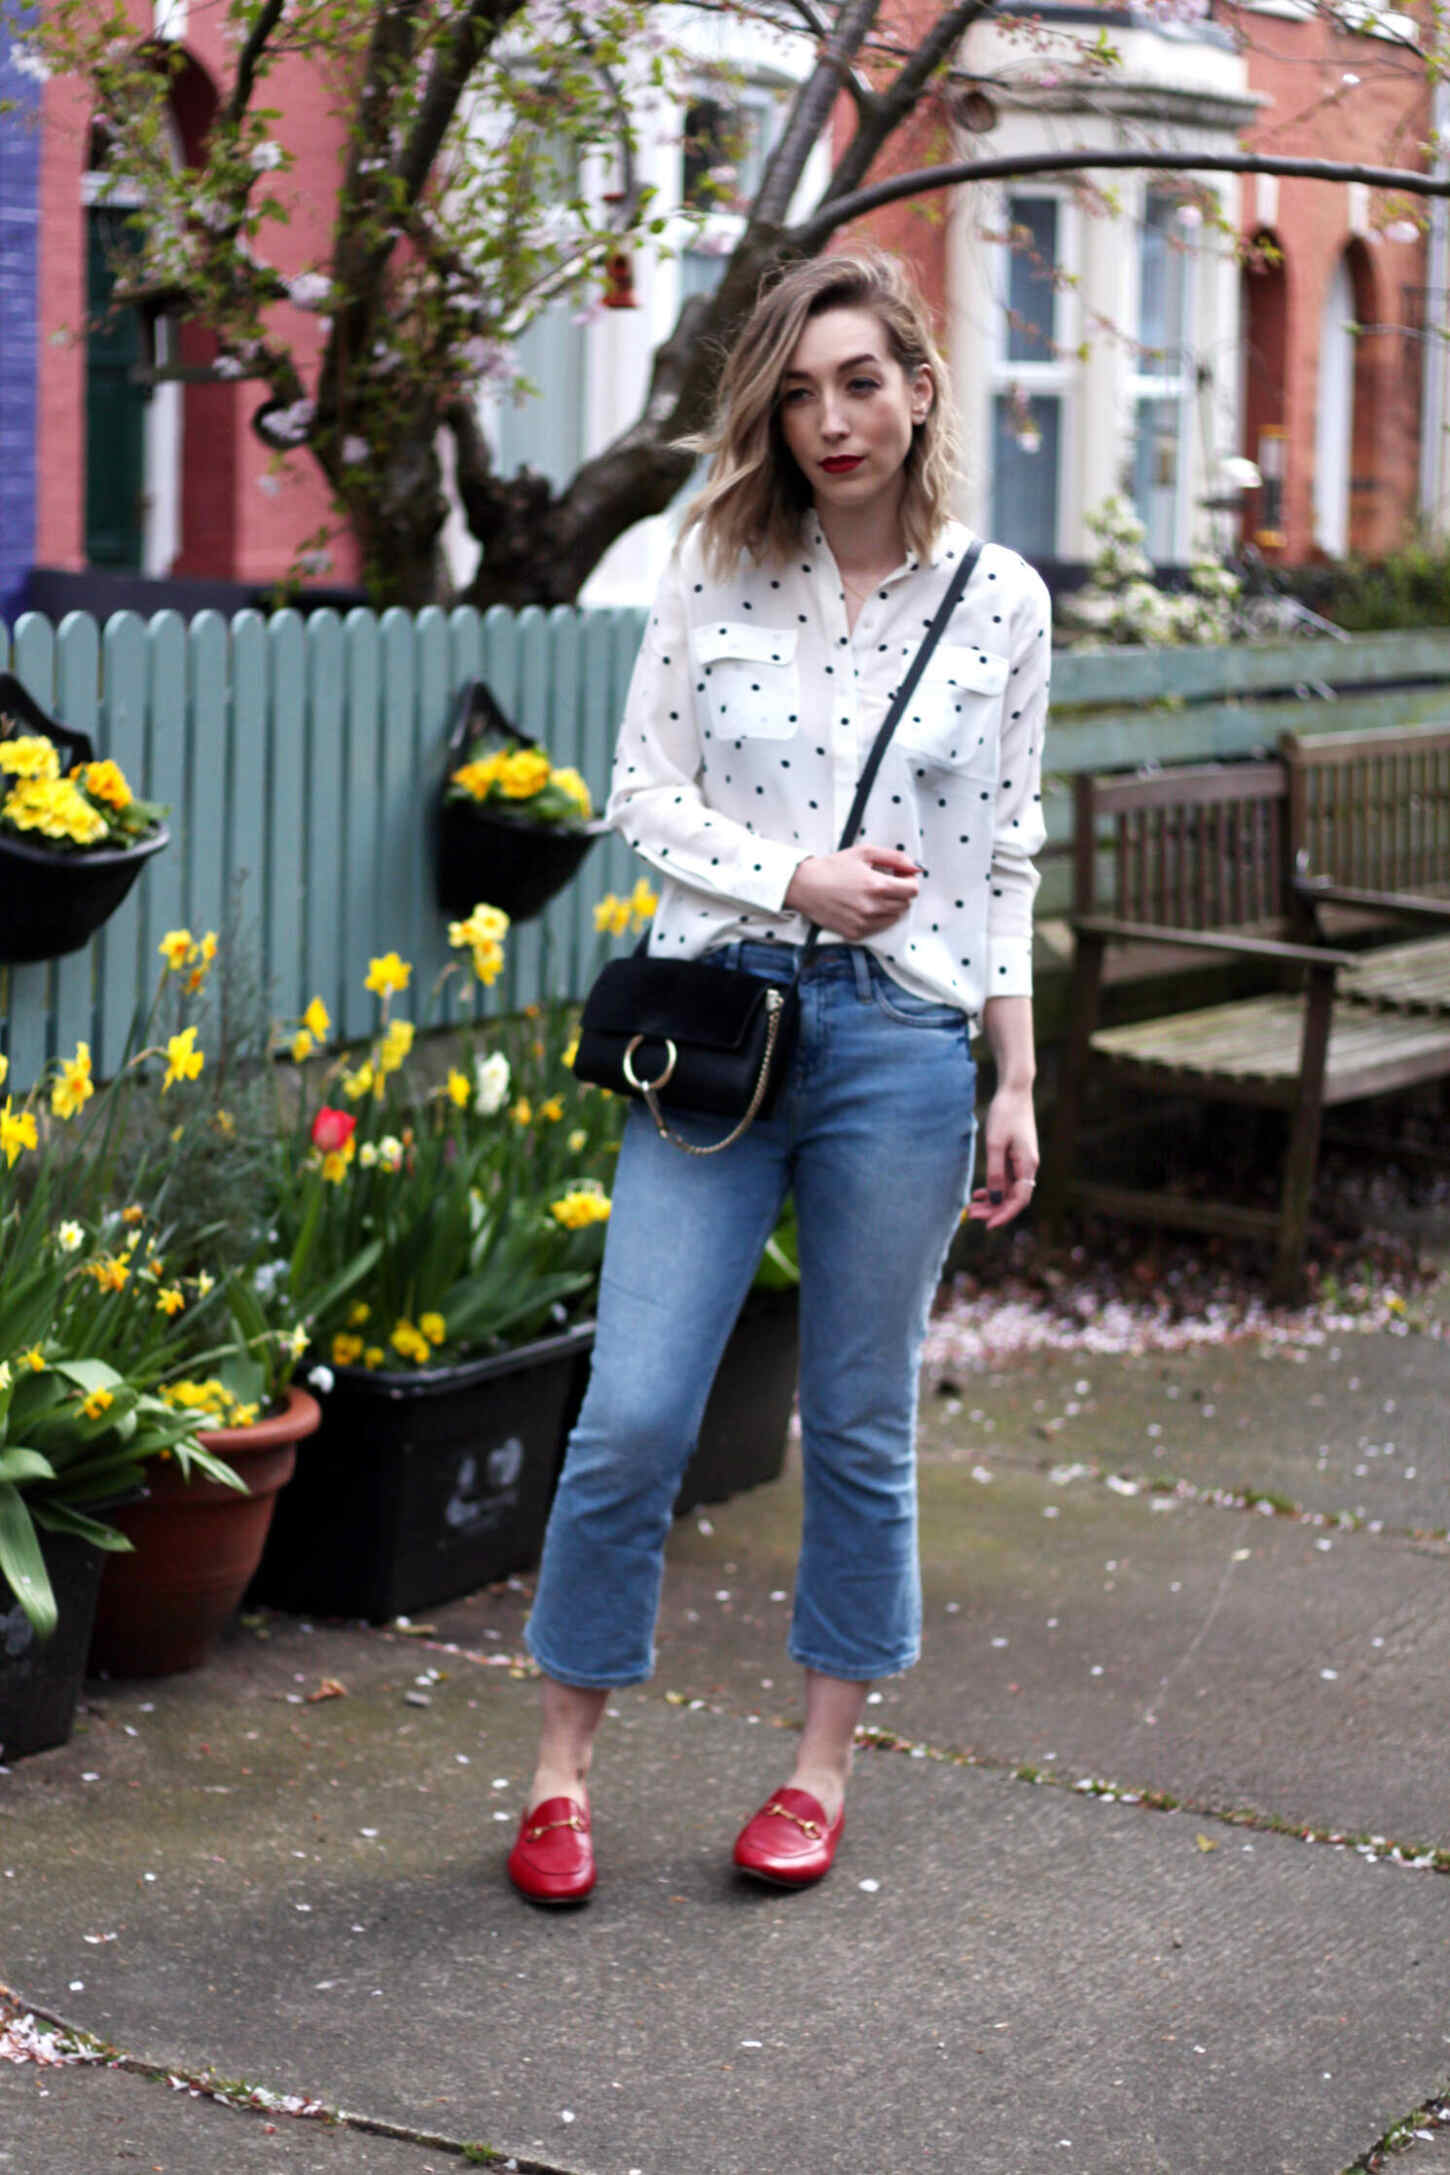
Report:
606,517,1050,1021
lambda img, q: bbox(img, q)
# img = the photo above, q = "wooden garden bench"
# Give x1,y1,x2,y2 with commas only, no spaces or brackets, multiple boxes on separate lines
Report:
1042,751,1450,1297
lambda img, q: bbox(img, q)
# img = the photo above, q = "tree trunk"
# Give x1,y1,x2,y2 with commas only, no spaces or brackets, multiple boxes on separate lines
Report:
349,434,452,610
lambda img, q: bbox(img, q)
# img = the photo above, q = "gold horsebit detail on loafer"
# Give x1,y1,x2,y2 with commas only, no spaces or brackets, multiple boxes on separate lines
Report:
525,1813,587,1841
764,1800,823,1839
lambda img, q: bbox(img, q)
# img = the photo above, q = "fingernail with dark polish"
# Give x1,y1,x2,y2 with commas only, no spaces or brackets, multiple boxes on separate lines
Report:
988,1189,1003,1206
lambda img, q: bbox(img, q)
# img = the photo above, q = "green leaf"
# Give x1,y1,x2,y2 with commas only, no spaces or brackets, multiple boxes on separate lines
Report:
0,1479,57,1639
0,1446,56,1486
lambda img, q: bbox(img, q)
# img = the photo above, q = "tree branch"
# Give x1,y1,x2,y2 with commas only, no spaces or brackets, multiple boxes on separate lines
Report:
225,0,289,130
752,0,882,227
397,0,526,206
793,145,1450,253
820,0,993,211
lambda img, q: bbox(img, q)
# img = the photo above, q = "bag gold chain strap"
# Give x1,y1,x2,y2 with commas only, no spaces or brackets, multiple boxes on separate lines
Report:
625,987,786,1156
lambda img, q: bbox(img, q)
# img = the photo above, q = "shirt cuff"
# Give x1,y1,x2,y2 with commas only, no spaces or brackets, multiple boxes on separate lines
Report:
984,932,1034,999
733,838,806,915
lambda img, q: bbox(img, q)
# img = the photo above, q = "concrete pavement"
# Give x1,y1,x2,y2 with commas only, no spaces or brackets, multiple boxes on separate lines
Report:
4,1264,1450,2175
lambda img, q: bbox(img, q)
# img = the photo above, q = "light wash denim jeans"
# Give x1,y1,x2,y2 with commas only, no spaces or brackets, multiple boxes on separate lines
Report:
525,941,978,1687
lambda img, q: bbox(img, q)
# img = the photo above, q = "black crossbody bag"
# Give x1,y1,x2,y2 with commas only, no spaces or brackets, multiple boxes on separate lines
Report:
574,541,984,1156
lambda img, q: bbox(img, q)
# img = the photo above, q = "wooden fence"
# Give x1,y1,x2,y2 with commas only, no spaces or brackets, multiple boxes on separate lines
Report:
3,606,1450,1090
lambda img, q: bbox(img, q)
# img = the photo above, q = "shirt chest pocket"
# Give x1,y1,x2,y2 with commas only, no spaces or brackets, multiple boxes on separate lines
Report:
894,644,1008,776
692,623,800,743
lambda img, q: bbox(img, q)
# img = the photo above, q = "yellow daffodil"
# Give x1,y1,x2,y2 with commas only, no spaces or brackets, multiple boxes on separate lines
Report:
445,1067,471,1108
0,1099,38,1168
348,1300,370,1326
18,1348,44,1372
630,878,659,925
510,1096,532,1127
199,931,217,964
420,1312,446,1347
567,1127,587,1153
363,1346,384,1370
332,1332,365,1366
228,1402,260,1428
162,1025,204,1091
364,951,411,998
51,1041,94,1120
80,1385,115,1420
291,1029,314,1062
539,1095,564,1123
549,1188,612,1230
57,1220,85,1252
321,1138,356,1184
156,1287,186,1317
121,1204,144,1226
0,1053,7,1088
159,928,195,971
562,1036,579,1070
196,1270,215,1296
86,1254,129,1292
302,995,330,1041
342,1060,375,1101
377,1135,405,1172
470,939,505,986
359,1141,378,1167
448,903,510,950
378,1017,414,1075
593,893,632,937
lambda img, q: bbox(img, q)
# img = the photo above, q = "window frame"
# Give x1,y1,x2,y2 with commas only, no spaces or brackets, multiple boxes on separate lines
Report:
988,184,1078,561
1126,188,1200,563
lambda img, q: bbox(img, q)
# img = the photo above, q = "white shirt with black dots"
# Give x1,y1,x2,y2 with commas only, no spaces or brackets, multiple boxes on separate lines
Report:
606,515,1050,1022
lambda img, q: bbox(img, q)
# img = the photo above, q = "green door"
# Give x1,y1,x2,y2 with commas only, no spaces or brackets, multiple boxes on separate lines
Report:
85,207,147,569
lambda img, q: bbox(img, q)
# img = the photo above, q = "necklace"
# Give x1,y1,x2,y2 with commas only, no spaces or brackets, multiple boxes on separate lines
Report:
840,566,895,609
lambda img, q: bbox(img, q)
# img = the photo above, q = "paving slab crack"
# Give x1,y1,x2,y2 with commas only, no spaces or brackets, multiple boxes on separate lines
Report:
1341,2087,1450,2172
0,1981,573,2175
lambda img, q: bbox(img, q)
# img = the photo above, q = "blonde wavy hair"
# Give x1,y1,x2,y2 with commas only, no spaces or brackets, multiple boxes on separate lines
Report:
680,250,961,579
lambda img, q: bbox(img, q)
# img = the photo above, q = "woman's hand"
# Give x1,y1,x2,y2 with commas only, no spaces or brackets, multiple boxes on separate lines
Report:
784,844,919,941
965,1080,1039,1229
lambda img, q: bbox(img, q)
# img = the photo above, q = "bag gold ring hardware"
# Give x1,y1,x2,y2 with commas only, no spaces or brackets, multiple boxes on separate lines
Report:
622,1034,678,1093
640,987,784,1158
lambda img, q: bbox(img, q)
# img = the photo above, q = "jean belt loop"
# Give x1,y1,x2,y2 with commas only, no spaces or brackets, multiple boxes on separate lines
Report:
849,946,874,1001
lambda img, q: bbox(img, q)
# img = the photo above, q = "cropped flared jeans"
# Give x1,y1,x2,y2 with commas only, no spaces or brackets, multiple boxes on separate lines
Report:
524,941,978,1688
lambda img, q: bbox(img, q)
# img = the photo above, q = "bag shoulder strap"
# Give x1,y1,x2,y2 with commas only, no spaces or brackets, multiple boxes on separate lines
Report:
799,536,984,965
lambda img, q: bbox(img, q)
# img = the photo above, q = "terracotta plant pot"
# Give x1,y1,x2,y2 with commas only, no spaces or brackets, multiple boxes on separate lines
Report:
87,1387,322,1679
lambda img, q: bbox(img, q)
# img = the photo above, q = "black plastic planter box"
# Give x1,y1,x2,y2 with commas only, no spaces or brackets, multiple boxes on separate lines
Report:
677,1287,799,1516
249,1323,595,1623
0,1530,108,1763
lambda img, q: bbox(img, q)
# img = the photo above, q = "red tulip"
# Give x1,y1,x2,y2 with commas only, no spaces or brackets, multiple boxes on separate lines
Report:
310,1105,357,1153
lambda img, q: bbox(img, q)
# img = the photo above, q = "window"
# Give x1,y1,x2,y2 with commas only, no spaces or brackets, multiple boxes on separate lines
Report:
991,192,1071,559
1128,193,1197,561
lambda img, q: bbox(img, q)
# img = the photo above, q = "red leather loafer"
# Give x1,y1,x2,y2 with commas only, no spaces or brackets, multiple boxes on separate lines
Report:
733,1786,844,1888
507,1795,595,1905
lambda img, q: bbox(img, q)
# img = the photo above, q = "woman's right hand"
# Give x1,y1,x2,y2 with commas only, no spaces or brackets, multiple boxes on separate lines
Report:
784,844,920,941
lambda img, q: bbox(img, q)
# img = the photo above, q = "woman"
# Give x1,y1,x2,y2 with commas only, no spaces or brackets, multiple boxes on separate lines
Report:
509,250,1049,1903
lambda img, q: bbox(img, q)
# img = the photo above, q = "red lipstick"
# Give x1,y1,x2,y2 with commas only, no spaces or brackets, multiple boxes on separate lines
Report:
820,456,863,474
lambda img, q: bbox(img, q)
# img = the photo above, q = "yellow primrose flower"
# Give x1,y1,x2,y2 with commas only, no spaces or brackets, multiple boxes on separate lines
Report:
567,1127,587,1154
446,1068,471,1109
156,1287,186,1317
630,878,660,926
80,1385,115,1420
5,775,107,843
159,928,195,971
592,892,632,938
57,1220,85,1252
549,1188,612,1230
342,1060,375,1101
495,747,552,800
390,1318,431,1365
364,951,411,998
510,1096,532,1127
449,753,505,802
420,1312,446,1347
162,1025,204,1091
0,733,60,780
291,1029,314,1063
551,766,592,819
363,1346,384,1370
0,1099,38,1168
82,757,132,810
539,1095,564,1123
332,1331,365,1366
348,1301,370,1326
302,995,330,1041
51,1042,94,1120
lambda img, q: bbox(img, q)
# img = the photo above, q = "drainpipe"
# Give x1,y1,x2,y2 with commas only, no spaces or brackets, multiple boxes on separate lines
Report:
1419,78,1450,537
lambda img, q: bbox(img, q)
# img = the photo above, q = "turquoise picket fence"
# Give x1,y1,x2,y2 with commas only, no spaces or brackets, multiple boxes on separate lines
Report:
4,604,1449,1091
0,604,648,1090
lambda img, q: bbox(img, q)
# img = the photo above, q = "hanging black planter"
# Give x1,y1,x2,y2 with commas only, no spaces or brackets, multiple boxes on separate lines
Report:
434,680,602,924
0,673,169,965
